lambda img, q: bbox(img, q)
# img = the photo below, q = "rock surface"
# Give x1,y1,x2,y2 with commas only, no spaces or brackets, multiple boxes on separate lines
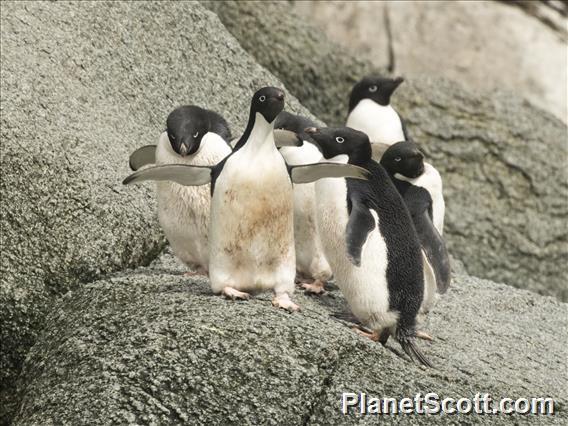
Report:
204,1,568,301
13,250,568,425
0,1,314,423
292,1,568,123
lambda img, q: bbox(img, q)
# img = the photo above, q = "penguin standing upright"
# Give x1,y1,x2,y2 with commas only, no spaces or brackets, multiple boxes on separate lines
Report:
123,87,368,312
129,106,232,275
380,141,451,311
305,126,433,367
346,76,407,160
275,111,332,294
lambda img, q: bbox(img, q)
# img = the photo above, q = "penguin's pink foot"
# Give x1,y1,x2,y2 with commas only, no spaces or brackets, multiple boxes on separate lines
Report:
221,286,250,301
272,293,300,312
184,266,208,277
352,326,379,342
301,279,326,295
416,330,433,341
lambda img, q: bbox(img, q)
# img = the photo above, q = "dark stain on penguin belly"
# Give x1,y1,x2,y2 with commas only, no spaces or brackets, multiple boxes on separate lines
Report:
222,184,294,270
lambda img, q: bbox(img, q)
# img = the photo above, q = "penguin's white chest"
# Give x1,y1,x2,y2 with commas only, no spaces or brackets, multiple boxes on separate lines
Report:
155,132,230,269
346,99,404,146
315,178,395,330
209,146,295,292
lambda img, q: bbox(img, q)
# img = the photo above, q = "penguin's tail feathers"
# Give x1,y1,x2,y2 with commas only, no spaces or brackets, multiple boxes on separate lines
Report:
396,328,434,368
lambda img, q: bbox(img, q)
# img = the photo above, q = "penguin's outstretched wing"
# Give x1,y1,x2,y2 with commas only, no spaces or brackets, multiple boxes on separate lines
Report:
345,200,376,267
290,163,369,184
122,164,212,186
404,187,451,294
129,145,157,171
274,129,303,147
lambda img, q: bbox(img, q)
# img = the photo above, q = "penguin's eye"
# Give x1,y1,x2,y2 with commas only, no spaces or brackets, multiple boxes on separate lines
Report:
335,136,345,144
394,157,402,162
193,131,199,138
259,95,266,102
369,85,378,93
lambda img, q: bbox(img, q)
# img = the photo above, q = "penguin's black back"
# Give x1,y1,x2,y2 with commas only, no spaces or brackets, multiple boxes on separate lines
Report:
346,160,423,328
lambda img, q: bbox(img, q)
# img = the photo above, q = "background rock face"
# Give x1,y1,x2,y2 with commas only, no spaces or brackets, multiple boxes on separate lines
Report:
14,251,568,425
204,1,568,302
292,0,568,123
0,1,313,422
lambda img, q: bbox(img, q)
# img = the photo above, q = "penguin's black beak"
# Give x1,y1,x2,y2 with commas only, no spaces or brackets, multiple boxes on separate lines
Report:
303,127,323,152
275,91,285,101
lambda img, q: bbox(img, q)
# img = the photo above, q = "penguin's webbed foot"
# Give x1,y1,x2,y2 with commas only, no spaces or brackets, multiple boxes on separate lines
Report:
351,326,379,342
221,286,251,301
301,279,326,295
272,293,300,312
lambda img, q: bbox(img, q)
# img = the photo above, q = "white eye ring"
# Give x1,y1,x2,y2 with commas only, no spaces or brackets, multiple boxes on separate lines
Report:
193,131,199,138
259,95,266,102
336,136,345,143
369,85,378,92
394,157,402,162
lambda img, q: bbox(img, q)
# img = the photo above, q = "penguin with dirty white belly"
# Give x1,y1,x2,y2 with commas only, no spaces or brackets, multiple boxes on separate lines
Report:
346,76,408,161
123,87,369,312
380,141,451,312
130,105,232,276
305,126,433,367
274,111,332,294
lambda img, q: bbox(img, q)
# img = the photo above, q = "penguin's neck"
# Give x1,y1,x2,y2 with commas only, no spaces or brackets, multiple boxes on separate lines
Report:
239,113,278,157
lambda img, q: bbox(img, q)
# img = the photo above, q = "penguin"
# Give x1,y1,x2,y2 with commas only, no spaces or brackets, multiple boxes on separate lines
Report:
346,76,408,161
274,111,332,294
131,106,233,276
380,141,451,311
123,87,369,312
304,126,433,367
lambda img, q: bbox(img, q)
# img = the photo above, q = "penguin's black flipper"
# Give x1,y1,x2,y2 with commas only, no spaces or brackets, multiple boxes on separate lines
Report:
345,201,375,267
129,145,157,171
289,163,369,184
404,187,451,294
122,164,212,186
274,129,303,147
419,213,451,294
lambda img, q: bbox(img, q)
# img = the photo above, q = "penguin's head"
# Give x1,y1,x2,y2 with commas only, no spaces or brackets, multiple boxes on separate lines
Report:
348,76,405,111
304,127,371,165
251,87,285,124
380,141,425,178
274,111,317,141
166,105,209,157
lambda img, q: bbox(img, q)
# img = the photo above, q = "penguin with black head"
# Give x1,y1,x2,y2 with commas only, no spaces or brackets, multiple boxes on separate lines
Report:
346,76,408,160
123,88,368,312
381,141,450,311
129,106,232,276
305,126,434,367
274,111,332,294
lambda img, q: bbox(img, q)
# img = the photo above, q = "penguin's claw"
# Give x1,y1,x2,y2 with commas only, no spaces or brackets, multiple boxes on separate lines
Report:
184,268,208,277
416,330,433,341
272,293,300,312
351,327,379,342
301,280,326,295
221,287,250,301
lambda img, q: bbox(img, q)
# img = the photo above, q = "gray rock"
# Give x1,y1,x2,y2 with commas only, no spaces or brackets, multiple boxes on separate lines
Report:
14,250,568,424
292,1,568,123
203,1,568,301
0,1,314,422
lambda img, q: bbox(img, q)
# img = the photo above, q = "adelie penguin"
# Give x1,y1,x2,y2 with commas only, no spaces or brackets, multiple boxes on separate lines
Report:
305,126,434,367
129,105,232,276
274,111,332,294
346,75,408,160
381,141,451,312
123,87,368,312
